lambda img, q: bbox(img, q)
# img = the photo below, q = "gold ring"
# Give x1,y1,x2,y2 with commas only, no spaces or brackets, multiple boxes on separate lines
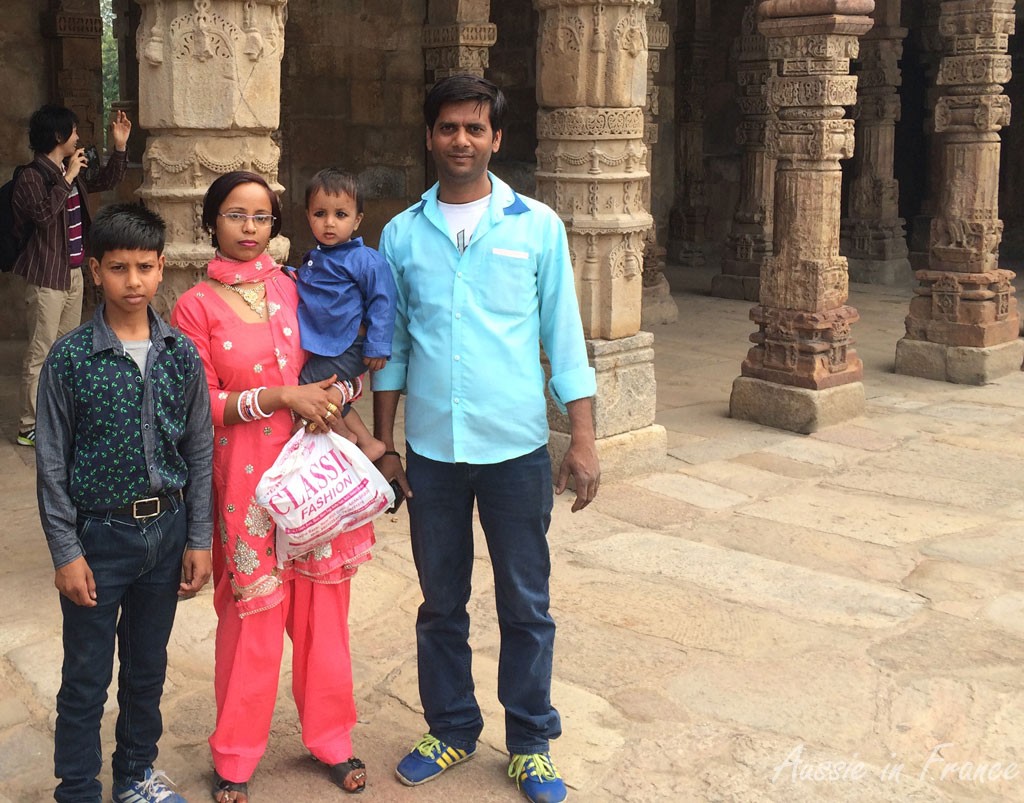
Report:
324,409,334,420
326,402,339,414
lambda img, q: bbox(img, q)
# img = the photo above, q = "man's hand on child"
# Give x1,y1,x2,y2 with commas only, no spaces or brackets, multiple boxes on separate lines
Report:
55,557,97,607
179,549,213,599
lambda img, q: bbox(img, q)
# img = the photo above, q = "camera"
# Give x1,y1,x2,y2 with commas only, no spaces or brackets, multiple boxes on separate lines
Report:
82,146,101,182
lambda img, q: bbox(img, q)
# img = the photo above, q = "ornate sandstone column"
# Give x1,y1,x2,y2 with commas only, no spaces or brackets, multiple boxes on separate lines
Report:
729,0,873,434
894,0,1022,383
423,0,497,82
134,0,289,318
714,2,776,302
41,1,106,150
839,0,911,285
534,0,667,478
667,15,710,267
640,0,678,325
908,0,945,270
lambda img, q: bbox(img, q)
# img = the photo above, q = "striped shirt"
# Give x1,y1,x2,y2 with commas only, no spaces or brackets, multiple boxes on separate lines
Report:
11,150,128,290
66,184,84,267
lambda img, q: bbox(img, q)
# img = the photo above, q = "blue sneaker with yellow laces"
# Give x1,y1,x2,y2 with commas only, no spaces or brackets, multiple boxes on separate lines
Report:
508,752,568,803
395,733,476,786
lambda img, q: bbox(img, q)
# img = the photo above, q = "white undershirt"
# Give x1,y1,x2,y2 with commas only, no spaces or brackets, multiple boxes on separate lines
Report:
438,195,490,254
121,339,151,376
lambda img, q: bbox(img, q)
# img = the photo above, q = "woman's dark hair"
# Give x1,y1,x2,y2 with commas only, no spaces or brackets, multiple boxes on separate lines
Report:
305,168,363,214
28,104,79,154
90,202,166,261
201,170,282,248
424,74,507,135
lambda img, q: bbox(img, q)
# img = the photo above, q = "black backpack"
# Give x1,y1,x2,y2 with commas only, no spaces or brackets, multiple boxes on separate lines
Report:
0,163,46,272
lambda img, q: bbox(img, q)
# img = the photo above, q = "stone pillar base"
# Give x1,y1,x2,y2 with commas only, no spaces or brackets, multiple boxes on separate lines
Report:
730,377,866,434
641,274,679,326
711,271,760,301
548,425,668,485
894,338,1024,385
847,256,913,286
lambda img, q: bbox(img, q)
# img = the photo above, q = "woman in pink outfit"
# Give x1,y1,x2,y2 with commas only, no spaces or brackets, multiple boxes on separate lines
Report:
172,171,373,802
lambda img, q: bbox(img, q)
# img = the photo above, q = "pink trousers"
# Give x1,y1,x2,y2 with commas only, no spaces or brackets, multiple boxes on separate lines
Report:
209,573,357,783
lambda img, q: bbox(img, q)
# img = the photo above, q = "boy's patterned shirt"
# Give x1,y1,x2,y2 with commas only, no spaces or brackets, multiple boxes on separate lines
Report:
35,304,214,569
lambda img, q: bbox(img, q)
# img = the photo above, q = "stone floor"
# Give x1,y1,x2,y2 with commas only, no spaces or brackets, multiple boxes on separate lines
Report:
2,265,1024,802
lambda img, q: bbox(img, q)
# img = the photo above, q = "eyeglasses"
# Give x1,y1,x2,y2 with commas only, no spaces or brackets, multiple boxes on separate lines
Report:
219,213,276,226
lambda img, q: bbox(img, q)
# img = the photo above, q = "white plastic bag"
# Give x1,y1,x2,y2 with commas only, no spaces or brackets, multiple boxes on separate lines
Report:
254,428,395,562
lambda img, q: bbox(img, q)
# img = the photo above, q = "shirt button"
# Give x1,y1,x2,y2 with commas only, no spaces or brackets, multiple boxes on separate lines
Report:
453,398,460,404
456,271,463,278
455,313,461,319
454,355,460,362
307,260,313,266
134,376,142,383
144,424,150,430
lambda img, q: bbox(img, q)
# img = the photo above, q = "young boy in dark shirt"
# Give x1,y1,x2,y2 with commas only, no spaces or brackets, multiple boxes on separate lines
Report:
35,202,214,803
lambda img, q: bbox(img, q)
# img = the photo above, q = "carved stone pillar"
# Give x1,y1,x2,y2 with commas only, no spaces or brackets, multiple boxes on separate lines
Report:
729,1,873,434
668,21,710,267
714,2,776,302
424,1,497,82
640,0,678,325
42,1,106,149
908,0,945,269
839,15,912,285
894,0,1022,383
134,0,289,319
535,0,667,479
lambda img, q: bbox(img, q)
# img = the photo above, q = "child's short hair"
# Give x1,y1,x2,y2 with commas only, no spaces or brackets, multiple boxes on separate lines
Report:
305,169,363,215
29,104,79,154
89,203,166,261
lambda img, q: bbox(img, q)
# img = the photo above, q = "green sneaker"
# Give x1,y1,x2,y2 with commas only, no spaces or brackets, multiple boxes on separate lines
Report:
509,752,567,803
16,429,34,447
395,733,476,786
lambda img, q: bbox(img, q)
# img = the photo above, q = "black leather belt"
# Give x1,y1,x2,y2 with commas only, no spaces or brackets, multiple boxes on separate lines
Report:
90,490,183,520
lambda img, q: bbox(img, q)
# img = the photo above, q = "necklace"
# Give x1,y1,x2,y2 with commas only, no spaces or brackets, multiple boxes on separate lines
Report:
219,280,266,317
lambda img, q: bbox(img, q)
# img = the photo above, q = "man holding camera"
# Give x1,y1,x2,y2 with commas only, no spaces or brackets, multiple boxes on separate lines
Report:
12,104,131,447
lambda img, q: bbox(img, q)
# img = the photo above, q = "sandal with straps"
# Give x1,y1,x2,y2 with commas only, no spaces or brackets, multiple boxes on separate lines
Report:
212,771,249,803
328,756,367,794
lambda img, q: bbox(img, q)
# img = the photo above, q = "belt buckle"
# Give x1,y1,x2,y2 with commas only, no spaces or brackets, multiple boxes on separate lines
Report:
132,496,161,519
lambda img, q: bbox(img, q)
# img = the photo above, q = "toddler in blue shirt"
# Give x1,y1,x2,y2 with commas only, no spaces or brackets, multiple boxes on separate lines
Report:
296,168,395,460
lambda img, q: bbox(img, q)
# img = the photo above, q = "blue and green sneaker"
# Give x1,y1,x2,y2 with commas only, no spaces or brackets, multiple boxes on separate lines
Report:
395,733,476,786
508,752,567,803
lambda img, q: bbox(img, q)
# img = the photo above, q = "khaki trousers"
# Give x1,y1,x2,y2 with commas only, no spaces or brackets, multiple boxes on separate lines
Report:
20,269,84,432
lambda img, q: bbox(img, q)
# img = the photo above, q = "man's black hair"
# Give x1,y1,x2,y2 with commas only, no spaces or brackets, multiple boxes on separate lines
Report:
89,203,166,262
28,104,79,154
424,74,507,134
305,168,363,214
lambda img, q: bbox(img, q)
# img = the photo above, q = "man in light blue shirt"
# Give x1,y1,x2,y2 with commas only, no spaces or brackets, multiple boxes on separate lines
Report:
373,75,599,803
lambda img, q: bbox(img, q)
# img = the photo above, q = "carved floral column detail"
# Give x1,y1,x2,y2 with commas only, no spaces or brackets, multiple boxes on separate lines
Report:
640,0,678,325
134,0,289,318
894,0,1022,383
839,12,912,284
714,2,776,301
535,0,667,479
729,0,874,434
423,22,498,81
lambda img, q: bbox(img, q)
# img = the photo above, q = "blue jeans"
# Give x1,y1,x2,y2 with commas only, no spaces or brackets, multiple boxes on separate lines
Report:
406,444,560,755
54,499,186,803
